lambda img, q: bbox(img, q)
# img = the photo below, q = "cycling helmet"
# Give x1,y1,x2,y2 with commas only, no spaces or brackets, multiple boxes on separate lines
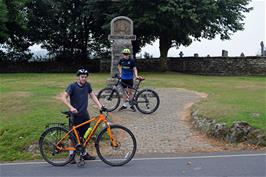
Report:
76,69,89,76
121,48,131,54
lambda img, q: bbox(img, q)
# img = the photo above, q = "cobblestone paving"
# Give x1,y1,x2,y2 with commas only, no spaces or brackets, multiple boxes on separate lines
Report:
111,88,221,155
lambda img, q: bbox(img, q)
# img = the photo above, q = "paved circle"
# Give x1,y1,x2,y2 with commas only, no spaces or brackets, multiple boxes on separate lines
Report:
93,88,264,155
111,88,220,154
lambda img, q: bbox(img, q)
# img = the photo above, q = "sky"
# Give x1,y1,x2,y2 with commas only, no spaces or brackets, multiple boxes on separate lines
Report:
140,0,266,57
30,0,266,57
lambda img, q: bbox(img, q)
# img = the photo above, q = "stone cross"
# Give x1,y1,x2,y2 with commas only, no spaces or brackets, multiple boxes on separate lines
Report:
179,51,184,58
108,16,136,77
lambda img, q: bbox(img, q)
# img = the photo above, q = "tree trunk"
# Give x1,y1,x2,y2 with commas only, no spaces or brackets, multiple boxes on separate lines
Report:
81,46,87,60
159,36,171,72
81,17,89,60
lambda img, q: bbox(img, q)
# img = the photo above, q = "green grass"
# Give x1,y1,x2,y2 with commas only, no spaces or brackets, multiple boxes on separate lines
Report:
0,72,265,161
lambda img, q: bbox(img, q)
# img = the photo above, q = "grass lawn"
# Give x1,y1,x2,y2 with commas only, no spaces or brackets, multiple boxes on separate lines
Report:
0,72,265,161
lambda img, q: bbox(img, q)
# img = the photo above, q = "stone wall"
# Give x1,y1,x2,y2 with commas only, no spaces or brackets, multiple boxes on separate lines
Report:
1,56,265,75
168,56,266,75
101,56,266,75
191,109,266,146
0,59,101,73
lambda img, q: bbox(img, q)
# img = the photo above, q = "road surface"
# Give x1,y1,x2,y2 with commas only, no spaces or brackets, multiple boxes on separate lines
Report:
1,152,265,177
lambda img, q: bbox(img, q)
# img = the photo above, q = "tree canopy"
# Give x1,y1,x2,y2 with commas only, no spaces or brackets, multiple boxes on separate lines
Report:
0,0,8,43
27,0,110,61
117,0,252,70
0,0,252,66
0,0,32,61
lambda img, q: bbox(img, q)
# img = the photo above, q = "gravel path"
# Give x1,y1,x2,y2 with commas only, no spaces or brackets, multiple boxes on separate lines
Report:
110,88,225,155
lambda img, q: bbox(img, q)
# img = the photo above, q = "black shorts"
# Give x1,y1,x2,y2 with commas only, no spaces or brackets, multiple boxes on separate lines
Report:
121,79,133,88
69,114,90,137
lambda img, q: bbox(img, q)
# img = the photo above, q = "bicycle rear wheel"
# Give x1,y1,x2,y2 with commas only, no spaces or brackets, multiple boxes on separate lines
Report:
97,87,120,112
135,89,160,114
39,126,76,166
95,125,137,166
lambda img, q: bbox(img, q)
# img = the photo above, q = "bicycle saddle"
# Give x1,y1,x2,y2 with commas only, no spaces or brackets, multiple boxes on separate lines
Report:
61,111,71,117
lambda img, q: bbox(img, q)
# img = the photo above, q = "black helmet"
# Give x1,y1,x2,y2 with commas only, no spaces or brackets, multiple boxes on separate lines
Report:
76,69,89,76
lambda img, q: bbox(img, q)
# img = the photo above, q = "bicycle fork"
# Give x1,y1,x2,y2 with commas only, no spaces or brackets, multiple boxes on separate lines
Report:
103,118,118,148
106,127,118,148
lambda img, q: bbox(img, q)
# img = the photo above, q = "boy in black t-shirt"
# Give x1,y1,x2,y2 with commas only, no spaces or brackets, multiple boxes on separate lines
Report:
61,69,104,162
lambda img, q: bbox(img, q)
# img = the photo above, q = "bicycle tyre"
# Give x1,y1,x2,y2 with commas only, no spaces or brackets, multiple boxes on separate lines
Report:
135,89,160,114
39,126,76,166
97,87,120,112
95,125,137,166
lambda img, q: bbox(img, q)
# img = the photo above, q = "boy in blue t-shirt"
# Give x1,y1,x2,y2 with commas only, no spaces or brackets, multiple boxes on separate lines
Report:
117,48,139,111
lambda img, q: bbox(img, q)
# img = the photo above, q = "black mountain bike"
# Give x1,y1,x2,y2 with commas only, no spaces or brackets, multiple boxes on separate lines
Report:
97,75,160,114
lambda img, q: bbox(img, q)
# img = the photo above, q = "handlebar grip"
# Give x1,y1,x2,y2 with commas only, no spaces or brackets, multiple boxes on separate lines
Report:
112,74,121,79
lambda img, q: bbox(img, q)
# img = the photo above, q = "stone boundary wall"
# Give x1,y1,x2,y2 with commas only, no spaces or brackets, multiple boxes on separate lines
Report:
0,59,101,73
101,56,266,75
1,56,265,75
168,56,266,75
191,109,266,146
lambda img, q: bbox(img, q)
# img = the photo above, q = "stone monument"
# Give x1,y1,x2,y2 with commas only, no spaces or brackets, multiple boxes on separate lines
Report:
108,16,136,77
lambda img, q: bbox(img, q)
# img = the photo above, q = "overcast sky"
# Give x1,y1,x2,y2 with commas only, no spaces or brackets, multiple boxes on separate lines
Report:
140,0,266,57
30,0,265,57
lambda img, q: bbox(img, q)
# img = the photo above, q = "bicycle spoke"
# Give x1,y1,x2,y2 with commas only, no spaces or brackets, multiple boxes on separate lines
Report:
96,125,136,166
39,127,75,166
136,89,160,114
97,88,120,111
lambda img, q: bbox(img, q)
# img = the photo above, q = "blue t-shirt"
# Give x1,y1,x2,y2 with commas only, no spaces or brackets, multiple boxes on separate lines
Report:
65,82,92,115
118,58,136,80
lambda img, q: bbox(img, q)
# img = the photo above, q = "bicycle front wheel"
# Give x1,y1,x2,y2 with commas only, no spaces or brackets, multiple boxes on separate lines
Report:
135,89,160,114
39,126,76,166
95,125,137,166
97,88,120,112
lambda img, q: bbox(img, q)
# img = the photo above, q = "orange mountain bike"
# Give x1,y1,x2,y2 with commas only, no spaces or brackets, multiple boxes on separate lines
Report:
39,110,137,167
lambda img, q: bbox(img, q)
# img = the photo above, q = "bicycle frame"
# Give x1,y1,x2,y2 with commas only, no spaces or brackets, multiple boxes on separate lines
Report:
113,76,143,100
55,113,117,152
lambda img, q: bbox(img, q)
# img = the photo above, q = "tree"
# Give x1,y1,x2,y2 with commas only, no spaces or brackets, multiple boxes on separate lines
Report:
0,0,31,61
117,0,252,71
27,0,110,61
0,0,8,43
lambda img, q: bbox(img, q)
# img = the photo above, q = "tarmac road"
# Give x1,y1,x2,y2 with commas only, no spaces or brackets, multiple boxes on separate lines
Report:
1,152,265,177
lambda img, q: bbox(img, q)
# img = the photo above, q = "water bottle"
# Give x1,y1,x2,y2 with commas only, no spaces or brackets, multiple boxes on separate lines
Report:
83,127,92,139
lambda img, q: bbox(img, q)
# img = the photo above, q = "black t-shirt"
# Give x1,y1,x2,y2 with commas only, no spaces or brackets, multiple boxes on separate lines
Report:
65,82,92,115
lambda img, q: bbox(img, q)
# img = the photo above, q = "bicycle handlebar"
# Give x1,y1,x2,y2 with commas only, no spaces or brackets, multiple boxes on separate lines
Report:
112,74,145,81
112,74,121,79
99,110,109,115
